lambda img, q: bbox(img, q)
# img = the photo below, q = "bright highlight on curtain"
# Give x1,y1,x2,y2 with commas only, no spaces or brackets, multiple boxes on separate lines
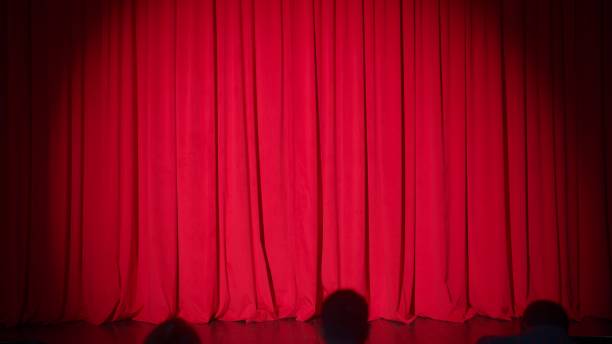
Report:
1,0,611,325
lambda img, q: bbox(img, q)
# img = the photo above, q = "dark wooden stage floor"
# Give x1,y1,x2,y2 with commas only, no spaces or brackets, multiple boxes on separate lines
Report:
1,316,611,343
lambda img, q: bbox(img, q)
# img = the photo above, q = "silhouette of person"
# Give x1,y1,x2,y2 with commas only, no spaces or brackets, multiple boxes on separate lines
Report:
478,300,573,344
321,289,369,344
144,317,201,344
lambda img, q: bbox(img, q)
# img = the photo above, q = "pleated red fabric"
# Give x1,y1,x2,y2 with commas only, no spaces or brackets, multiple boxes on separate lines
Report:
1,0,611,325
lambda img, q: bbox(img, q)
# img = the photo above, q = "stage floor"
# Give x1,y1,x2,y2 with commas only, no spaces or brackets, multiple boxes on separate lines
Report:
1,316,611,343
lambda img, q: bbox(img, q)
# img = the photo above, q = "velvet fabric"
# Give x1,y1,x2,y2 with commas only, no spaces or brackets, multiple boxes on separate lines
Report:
1,0,611,325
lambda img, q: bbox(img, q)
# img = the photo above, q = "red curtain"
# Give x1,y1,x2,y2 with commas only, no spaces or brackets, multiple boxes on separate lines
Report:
1,0,611,325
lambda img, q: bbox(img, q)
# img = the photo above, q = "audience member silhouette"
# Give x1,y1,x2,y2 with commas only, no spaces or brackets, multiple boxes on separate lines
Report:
478,300,573,344
321,289,369,344
144,317,201,344
521,300,569,333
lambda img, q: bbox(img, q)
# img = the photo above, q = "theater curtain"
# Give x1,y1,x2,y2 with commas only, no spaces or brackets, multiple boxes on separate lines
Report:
1,0,611,325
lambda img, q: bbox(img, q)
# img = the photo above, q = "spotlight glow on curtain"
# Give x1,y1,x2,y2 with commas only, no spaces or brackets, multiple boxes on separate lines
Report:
1,0,611,325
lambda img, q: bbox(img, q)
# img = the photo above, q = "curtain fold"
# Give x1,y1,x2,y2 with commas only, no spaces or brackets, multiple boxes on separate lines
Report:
1,0,611,325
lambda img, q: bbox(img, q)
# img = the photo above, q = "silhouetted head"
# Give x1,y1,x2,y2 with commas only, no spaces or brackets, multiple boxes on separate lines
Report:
144,317,200,344
321,289,369,344
521,300,569,333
